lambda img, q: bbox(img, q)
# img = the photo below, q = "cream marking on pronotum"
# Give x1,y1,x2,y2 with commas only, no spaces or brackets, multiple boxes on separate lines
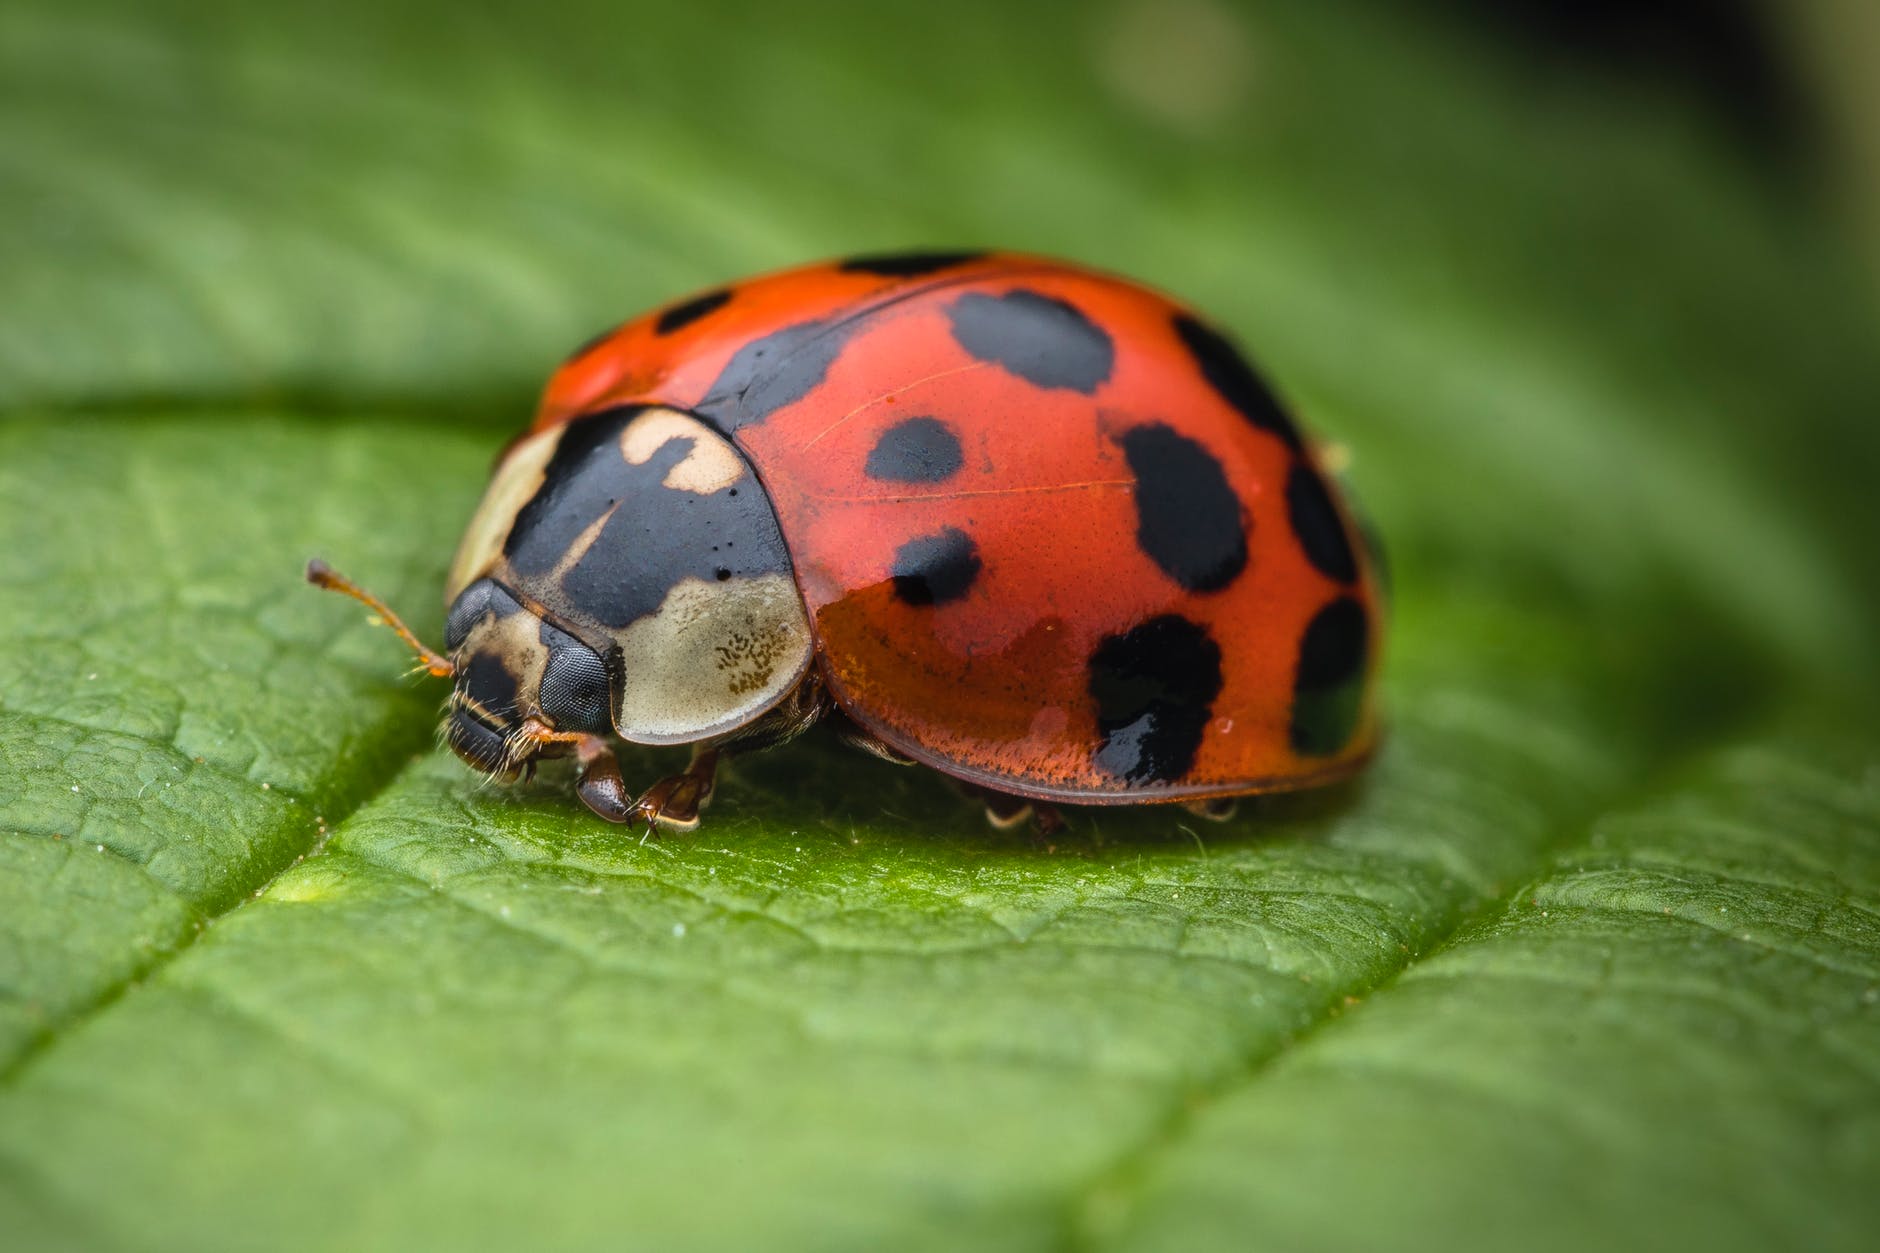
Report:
620,409,746,495
549,505,622,580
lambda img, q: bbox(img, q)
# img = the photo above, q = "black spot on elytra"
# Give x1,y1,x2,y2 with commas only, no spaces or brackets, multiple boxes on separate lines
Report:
655,288,732,335
890,528,982,606
1087,615,1224,785
538,621,611,734
1172,313,1303,452
1290,597,1369,756
1120,424,1247,593
947,289,1114,394
694,318,856,431
503,407,792,630
865,416,964,484
839,250,987,278
1285,462,1358,583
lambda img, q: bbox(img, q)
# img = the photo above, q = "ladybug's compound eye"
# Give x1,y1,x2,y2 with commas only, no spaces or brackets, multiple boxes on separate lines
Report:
538,626,611,734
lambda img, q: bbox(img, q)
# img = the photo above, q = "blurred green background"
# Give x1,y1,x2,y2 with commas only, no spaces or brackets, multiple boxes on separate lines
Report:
1,2,1877,1251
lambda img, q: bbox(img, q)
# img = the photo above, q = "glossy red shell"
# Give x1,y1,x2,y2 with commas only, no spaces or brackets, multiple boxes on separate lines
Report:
531,253,1381,804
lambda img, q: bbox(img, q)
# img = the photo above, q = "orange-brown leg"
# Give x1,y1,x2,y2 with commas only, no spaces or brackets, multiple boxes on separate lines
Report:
508,719,634,825
632,746,721,834
575,738,634,823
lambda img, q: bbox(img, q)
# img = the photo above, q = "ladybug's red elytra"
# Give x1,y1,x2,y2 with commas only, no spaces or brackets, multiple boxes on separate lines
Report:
310,250,1383,833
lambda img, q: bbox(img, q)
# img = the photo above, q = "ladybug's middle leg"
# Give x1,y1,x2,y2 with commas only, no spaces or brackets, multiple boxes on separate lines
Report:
630,673,833,834
953,781,1066,838
632,746,721,834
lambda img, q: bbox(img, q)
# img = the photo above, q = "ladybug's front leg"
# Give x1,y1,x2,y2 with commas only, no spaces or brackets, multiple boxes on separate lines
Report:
631,746,721,834
573,736,635,824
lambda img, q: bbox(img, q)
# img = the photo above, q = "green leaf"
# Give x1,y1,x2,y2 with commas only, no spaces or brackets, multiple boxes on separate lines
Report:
1,2,1876,1250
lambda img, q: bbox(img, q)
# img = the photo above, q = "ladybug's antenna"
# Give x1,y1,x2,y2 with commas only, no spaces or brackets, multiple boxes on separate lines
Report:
305,559,455,678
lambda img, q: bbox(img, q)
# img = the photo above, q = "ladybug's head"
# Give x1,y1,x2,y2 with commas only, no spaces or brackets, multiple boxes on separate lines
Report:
440,576,613,779
305,560,614,782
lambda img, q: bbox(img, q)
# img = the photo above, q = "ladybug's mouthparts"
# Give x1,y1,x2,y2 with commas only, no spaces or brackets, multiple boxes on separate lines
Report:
445,707,520,780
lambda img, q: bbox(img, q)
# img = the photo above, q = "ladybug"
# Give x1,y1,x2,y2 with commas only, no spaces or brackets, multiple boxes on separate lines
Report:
310,250,1381,833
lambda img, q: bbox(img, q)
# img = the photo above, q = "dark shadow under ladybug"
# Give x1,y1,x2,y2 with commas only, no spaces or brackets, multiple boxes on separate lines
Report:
480,720,1371,859
716,723,1374,853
